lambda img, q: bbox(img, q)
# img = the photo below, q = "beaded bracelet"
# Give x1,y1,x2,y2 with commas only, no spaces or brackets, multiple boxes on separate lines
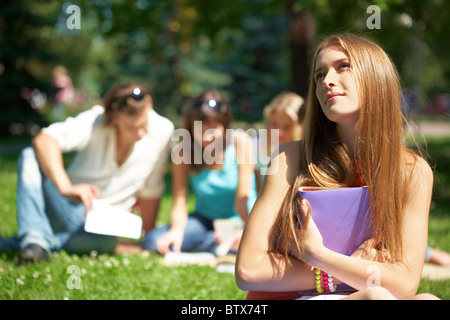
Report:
314,268,323,293
322,271,336,293
314,268,336,293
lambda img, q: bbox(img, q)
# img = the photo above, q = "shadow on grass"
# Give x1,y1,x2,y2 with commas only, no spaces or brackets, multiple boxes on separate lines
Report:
0,250,20,264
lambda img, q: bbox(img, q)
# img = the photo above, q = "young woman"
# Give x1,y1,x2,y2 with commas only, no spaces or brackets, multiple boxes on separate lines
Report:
264,91,305,146
235,34,439,300
255,92,305,190
142,89,257,255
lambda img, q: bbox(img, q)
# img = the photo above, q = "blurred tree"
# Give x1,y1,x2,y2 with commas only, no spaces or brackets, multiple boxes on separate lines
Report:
185,0,293,121
287,4,316,99
0,0,56,136
0,0,447,137
289,0,449,107
217,9,292,121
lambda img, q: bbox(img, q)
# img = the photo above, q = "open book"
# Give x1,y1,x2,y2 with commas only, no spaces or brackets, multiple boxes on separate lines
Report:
299,186,372,256
84,200,143,239
213,219,243,257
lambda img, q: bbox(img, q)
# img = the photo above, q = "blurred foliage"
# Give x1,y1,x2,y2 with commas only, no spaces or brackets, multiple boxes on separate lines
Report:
0,0,448,135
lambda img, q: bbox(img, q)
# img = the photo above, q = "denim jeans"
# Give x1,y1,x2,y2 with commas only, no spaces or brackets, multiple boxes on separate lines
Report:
142,212,218,254
0,147,116,254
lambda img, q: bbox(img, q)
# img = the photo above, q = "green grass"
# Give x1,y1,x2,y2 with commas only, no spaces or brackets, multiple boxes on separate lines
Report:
0,189,244,300
414,136,450,300
0,150,244,300
0,136,449,300
0,250,244,300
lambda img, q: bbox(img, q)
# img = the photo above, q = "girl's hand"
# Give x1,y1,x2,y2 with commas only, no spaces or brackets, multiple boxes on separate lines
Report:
289,199,324,264
301,199,324,261
351,238,391,262
157,227,184,254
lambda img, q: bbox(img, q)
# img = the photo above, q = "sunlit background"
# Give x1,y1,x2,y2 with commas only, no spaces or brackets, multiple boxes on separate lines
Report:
1,0,448,136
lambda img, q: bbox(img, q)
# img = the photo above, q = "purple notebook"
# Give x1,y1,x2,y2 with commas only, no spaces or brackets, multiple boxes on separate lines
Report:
297,187,372,295
299,186,373,256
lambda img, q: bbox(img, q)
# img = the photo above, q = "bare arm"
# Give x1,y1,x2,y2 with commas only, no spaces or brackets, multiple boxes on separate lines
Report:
138,197,161,234
32,133,98,211
32,133,72,195
155,162,190,254
236,141,317,292
234,132,255,222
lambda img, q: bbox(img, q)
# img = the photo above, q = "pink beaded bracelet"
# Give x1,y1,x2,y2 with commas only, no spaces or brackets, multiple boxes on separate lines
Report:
322,271,336,293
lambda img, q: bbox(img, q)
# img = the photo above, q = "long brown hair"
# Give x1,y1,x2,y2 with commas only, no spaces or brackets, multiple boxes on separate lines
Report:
271,34,416,263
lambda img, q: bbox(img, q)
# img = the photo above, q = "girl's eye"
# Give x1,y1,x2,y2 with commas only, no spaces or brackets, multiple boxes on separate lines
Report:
315,73,323,81
340,63,351,69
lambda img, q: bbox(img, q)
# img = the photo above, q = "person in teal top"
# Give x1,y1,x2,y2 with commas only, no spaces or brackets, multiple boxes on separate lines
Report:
190,141,257,221
142,89,257,255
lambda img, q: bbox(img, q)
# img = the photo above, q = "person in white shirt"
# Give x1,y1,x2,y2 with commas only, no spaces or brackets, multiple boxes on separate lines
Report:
0,82,174,263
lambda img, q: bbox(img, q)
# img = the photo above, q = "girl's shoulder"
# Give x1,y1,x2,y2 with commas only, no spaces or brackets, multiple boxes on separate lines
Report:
276,140,304,166
403,150,433,185
264,140,305,185
399,150,434,205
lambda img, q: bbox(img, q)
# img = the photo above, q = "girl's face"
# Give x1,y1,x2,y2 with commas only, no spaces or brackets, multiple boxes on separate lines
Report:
267,110,295,145
193,116,225,149
314,46,360,126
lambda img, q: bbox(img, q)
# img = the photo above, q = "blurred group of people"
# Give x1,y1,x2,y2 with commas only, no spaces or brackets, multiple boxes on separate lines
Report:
0,79,304,261
0,80,309,262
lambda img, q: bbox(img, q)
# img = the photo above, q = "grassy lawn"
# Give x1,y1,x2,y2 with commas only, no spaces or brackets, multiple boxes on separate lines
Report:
0,135,449,300
0,151,245,300
414,136,450,300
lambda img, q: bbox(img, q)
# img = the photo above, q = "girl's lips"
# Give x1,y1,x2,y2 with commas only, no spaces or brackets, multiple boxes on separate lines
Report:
326,93,343,102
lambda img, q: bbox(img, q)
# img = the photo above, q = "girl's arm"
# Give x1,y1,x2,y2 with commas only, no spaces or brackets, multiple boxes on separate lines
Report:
236,141,318,292
156,162,190,254
234,132,255,222
137,197,161,234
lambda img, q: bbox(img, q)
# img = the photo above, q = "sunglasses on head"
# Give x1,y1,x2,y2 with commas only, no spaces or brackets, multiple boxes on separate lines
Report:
111,87,146,111
192,99,226,113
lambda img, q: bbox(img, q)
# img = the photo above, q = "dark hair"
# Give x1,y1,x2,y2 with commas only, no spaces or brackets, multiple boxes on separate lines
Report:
102,82,154,125
183,89,233,130
182,89,233,170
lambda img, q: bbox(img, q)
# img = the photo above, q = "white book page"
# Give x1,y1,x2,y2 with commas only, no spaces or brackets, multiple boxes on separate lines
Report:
84,200,142,239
